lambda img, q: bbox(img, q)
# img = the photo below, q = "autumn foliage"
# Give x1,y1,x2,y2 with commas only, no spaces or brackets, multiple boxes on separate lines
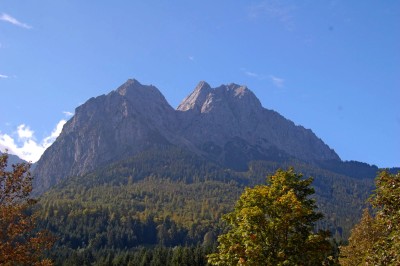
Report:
208,168,333,265
340,170,400,265
0,153,54,266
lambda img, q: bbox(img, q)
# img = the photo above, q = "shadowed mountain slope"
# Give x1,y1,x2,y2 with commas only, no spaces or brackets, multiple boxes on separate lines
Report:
34,79,342,192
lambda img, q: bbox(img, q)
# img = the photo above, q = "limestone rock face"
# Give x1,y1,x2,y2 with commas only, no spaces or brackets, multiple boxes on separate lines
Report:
177,81,212,112
33,79,178,192
33,79,340,192
177,82,339,165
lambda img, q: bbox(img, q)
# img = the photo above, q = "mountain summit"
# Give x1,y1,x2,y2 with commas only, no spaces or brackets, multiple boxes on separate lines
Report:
177,81,212,112
177,82,339,167
34,79,177,190
33,79,340,192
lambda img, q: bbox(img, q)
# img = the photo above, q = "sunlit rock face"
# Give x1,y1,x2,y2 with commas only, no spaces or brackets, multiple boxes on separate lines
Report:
33,79,339,193
177,81,339,166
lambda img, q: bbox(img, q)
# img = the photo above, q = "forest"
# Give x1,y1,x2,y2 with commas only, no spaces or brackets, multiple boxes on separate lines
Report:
1,150,398,265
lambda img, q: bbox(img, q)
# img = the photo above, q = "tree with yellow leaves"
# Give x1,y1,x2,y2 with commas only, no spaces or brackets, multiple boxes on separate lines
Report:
0,152,54,265
340,170,400,265
339,208,383,266
208,168,333,265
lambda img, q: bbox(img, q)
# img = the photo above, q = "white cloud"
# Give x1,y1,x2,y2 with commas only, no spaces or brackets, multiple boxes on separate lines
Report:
42,120,66,148
0,74,8,79
0,13,32,29
63,111,74,117
0,120,66,162
17,124,34,140
188,56,195,61
245,71,259,78
270,75,285,88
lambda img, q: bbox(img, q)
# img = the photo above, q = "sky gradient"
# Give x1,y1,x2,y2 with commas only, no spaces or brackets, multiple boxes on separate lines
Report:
0,1,399,167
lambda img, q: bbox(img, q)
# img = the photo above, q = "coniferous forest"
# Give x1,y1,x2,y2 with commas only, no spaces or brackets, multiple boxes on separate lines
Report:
1,1,398,265
23,147,387,265
2,147,399,265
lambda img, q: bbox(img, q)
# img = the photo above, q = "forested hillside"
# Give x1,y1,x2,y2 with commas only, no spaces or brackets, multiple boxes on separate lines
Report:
36,147,376,265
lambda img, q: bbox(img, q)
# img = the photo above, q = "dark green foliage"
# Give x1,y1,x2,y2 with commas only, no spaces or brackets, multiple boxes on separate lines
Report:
49,245,212,266
317,160,378,180
65,147,249,188
35,147,377,264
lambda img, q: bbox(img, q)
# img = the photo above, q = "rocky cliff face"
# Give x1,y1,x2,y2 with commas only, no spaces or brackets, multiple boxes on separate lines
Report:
33,79,178,191
33,79,340,192
177,81,339,166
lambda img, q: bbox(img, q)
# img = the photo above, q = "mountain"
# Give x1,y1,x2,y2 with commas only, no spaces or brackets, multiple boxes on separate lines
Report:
33,79,341,192
33,79,180,191
177,81,339,169
0,152,29,171
32,79,384,263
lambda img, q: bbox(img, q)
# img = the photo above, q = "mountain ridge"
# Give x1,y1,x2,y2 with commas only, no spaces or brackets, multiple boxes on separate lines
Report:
34,79,341,193
176,81,339,167
26,79,392,263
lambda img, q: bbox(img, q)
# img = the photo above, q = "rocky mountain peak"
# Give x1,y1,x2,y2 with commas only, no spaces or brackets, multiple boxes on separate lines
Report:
116,78,142,95
177,81,212,112
33,79,178,193
33,78,341,194
219,83,261,105
176,81,339,166
116,79,169,107
177,82,262,114
231,84,247,97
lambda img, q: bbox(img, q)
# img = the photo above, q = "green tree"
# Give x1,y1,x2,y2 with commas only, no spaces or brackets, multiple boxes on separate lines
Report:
208,168,332,266
0,152,54,265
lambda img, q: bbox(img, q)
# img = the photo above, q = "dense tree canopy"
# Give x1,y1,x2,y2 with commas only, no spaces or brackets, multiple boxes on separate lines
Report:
29,148,375,264
208,168,333,265
369,170,400,263
0,153,54,265
340,170,400,265
339,208,383,266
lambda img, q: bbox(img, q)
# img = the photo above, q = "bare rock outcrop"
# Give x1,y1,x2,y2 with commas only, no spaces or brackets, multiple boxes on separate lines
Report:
33,79,340,193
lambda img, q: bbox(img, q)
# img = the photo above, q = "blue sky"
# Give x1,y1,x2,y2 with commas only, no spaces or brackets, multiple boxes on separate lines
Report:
0,1,399,167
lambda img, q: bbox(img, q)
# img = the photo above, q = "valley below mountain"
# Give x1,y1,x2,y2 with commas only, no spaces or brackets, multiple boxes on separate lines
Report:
29,79,393,264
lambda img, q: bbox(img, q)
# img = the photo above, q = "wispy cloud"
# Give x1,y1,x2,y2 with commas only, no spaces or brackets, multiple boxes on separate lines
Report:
63,111,74,117
248,1,295,29
242,68,267,80
0,120,66,162
0,13,32,29
242,68,285,88
188,56,195,61
245,71,259,78
269,75,285,88
0,74,8,79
